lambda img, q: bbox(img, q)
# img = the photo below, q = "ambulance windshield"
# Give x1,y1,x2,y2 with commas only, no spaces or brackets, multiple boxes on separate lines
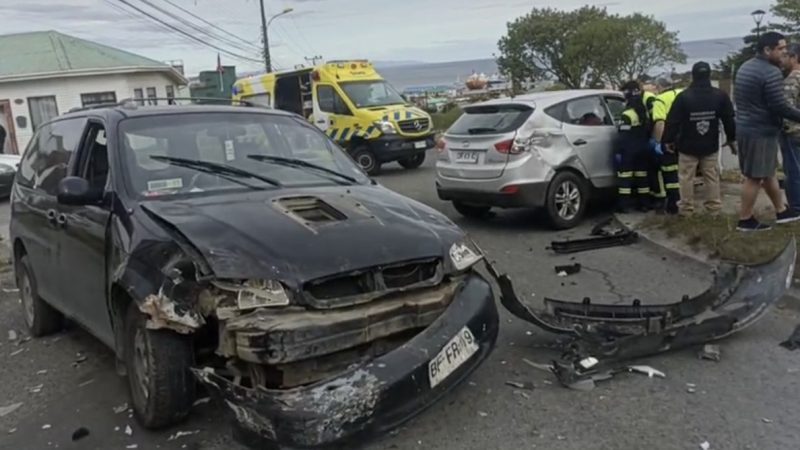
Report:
341,80,406,108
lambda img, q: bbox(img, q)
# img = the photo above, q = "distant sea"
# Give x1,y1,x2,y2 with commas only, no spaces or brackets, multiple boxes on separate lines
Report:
377,37,745,91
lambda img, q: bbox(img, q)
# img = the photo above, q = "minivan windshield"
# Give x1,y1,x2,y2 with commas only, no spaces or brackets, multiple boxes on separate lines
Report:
340,80,406,108
119,112,369,199
448,104,534,135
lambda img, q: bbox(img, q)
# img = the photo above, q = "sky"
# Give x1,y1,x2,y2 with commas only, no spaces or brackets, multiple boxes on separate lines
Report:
0,0,772,76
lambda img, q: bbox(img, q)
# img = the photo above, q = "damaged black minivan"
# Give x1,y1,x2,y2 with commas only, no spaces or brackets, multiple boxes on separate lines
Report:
9,101,500,448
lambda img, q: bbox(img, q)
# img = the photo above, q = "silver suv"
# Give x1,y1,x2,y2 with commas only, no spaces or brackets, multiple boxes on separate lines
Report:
435,89,626,229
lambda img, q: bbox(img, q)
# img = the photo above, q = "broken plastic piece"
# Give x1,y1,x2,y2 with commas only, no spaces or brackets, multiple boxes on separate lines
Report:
71,427,90,441
7,330,17,342
698,344,721,362
125,425,133,436
0,402,23,418
700,441,710,450
550,230,638,254
113,403,129,414
505,380,534,390
627,366,665,378
555,263,581,276
168,430,200,440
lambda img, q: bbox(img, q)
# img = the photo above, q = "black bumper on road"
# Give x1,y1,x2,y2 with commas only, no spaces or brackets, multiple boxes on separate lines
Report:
436,181,550,208
193,271,499,449
369,134,436,162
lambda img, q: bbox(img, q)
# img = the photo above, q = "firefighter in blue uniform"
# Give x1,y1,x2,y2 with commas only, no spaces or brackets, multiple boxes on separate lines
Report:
615,81,653,212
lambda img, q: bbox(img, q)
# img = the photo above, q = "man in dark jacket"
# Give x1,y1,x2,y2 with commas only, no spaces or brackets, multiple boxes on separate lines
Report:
662,61,736,216
733,31,800,231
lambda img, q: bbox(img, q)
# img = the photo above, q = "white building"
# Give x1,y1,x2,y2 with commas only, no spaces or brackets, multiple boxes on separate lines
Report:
0,31,187,154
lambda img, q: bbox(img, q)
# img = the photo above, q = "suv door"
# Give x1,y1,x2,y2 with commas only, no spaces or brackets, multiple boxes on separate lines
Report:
11,117,86,311
558,95,617,188
57,120,114,344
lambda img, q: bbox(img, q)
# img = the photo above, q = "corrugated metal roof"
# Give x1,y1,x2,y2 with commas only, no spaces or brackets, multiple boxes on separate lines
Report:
0,30,185,83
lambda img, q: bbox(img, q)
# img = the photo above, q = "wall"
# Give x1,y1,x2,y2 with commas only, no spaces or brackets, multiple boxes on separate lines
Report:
0,71,181,153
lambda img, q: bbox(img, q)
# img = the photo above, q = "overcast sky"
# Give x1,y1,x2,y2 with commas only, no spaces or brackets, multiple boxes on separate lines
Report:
0,0,769,75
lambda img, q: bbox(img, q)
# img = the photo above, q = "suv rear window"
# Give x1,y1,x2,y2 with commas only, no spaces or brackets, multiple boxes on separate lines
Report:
448,104,533,135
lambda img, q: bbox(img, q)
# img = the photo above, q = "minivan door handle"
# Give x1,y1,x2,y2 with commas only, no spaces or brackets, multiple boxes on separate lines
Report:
573,139,588,146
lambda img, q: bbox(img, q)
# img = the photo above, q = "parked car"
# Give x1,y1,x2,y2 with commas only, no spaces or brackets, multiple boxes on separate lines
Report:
0,161,17,198
9,100,499,448
435,89,627,229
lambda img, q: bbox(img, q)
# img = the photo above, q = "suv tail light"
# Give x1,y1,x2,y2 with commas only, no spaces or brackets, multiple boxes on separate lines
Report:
435,138,447,152
495,138,528,155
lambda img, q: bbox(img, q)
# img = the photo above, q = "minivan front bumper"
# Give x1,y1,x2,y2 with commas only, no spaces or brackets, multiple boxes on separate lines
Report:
436,180,550,208
369,134,436,162
193,271,499,449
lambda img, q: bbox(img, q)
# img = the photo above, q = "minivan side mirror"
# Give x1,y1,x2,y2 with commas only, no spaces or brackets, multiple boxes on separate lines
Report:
57,176,99,206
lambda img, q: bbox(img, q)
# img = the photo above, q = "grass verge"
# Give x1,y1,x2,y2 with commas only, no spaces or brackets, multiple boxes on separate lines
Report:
431,106,463,132
639,213,800,266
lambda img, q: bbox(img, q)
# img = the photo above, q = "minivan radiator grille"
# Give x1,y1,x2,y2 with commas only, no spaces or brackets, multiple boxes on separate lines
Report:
398,118,430,133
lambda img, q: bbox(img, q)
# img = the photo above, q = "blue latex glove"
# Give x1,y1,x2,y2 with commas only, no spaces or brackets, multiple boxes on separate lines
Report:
653,142,663,156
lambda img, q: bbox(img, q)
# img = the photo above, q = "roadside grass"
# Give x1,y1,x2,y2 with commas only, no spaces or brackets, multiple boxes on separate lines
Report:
639,213,800,266
431,107,463,132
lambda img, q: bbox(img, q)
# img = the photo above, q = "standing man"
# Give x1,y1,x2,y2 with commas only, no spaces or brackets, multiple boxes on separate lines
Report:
662,61,736,216
651,77,684,214
734,31,800,231
780,43,800,214
615,81,653,212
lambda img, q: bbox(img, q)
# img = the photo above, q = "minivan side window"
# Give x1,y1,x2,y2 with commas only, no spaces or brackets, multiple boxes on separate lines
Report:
31,118,87,195
563,96,609,126
317,85,351,115
17,133,41,188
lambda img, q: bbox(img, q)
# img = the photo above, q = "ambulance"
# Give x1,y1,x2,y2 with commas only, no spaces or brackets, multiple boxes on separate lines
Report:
232,60,436,175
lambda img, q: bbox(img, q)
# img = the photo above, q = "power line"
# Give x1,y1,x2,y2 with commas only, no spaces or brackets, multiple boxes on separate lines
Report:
288,15,319,57
115,0,263,64
158,0,261,49
140,0,262,54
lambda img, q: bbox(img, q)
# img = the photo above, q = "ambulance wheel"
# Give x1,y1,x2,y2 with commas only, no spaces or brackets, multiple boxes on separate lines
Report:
545,171,587,230
353,147,380,175
399,152,426,169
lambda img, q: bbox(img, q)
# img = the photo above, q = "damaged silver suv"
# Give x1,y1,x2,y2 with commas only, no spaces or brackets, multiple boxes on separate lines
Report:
9,100,500,448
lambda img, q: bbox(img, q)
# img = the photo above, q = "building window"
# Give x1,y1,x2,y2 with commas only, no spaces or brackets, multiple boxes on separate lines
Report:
27,96,59,131
146,87,157,105
165,85,175,104
133,88,144,106
80,92,117,108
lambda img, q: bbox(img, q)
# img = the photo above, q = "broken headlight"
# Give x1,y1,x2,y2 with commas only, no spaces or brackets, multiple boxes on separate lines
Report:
211,279,291,311
449,240,483,272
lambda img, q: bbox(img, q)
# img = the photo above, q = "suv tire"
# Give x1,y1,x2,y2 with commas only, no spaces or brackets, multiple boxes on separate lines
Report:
125,302,195,429
352,146,380,175
545,171,588,230
17,255,63,337
398,152,426,169
453,201,492,219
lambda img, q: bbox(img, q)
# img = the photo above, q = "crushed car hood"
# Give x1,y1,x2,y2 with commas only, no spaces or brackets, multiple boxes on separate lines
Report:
139,185,462,283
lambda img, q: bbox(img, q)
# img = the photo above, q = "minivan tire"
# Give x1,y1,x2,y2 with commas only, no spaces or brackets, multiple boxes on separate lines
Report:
453,201,492,219
352,146,380,175
545,171,588,230
124,302,195,429
17,255,63,337
398,152,426,169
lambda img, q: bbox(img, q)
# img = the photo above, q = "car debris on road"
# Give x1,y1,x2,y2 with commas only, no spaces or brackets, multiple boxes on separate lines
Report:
0,402,23,418
698,344,721,362
549,218,639,254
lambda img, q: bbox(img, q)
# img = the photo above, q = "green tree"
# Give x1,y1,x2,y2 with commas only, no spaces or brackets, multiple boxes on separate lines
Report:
497,6,686,90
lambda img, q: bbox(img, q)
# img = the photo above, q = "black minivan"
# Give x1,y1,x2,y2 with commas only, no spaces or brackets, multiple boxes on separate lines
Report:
9,101,499,448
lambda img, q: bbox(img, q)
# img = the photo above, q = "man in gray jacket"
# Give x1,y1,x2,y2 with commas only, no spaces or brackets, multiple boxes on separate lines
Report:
734,31,800,231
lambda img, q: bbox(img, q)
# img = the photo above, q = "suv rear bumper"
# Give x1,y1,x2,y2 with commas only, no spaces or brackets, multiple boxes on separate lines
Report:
369,134,436,162
436,181,550,208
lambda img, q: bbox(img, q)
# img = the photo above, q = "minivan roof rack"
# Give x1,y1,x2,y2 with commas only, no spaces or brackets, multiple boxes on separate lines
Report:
67,97,257,113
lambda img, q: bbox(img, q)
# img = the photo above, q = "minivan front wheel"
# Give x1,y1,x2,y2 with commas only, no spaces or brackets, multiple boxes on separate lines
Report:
546,171,587,229
352,147,380,175
17,255,63,337
125,302,195,429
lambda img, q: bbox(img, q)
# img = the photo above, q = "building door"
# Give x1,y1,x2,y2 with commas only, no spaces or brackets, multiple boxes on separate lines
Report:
0,100,19,154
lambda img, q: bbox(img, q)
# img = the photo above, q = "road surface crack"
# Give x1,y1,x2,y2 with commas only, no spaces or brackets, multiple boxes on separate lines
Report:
581,265,626,304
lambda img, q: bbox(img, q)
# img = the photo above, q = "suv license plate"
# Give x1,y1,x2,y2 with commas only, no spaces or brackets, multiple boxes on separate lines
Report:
428,326,479,388
455,151,479,164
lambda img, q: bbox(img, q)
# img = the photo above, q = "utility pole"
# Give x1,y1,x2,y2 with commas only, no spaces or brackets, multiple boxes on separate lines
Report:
259,3,294,73
305,55,323,66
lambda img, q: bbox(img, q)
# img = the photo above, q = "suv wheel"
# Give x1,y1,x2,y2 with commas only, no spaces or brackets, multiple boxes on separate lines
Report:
17,255,63,337
399,152,426,169
125,302,195,429
546,171,587,229
352,147,380,175
453,201,492,219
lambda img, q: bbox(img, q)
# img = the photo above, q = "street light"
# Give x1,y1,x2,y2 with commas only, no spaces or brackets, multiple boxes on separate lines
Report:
752,9,766,39
260,4,294,73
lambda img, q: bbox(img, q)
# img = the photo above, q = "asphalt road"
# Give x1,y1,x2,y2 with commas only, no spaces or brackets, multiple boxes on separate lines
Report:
2,151,800,450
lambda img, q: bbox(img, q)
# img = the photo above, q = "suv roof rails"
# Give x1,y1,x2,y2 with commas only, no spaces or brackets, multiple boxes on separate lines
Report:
67,97,258,113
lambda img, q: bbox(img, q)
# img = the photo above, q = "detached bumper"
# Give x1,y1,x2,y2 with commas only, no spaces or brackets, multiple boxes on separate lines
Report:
436,181,550,208
369,134,435,162
193,272,499,449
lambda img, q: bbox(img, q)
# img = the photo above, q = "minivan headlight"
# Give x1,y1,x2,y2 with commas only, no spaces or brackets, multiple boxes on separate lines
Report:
211,279,290,310
449,240,483,271
374,120,396,135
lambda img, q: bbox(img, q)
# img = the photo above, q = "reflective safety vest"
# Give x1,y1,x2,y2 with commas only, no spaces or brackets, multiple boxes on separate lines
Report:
652,88,684,122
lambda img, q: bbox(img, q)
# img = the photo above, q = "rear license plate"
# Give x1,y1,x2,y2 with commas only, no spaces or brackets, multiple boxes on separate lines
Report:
454,151,479,164
414,141,427,149
428,326,479,388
